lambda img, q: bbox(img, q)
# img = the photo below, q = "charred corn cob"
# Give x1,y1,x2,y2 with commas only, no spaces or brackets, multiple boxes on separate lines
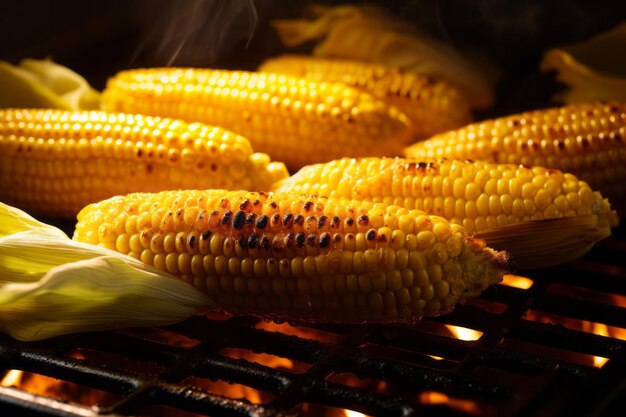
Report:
0,109,288,218
259,55,472,139
404,102,626,214
73,190,510,322
275,158,619,269
101,68,413,170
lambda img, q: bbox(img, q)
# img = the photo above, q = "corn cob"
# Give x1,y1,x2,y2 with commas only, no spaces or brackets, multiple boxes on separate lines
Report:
258,55,472,139
0,109,288,219
404,102,626,214
274,158,619,269
101,68,413,170
73,189,510,322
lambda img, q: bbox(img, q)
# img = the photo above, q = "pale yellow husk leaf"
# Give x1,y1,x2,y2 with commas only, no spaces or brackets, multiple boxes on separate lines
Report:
271,4,497,109
0,202,213,341
0,58,100,110
541,22,626,104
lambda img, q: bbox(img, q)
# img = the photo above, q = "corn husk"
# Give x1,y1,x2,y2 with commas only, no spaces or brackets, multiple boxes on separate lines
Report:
0,58,100,110
0,202,212,341
271,4,497,110
541,23,626,104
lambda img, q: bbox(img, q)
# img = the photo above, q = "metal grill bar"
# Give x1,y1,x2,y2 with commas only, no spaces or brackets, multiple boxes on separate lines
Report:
0,232,624,417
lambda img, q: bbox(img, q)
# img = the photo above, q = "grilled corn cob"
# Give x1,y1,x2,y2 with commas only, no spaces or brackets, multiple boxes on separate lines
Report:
73,190,510,322
258,55,472,139
0,109,288,218
404,102,626,214
274,158,619,269
101,68,413,170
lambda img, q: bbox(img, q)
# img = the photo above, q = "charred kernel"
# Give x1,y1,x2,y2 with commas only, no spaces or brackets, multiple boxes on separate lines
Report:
245,213,256,226
345,218,354,227
358,215,369,226
200,230,212,240
303,201,314,211
232,210,245,230
319,232,331,248
247,234,258,249
295,232,306,248
317,215,328,229
306,234,317,247
238,237,248,249
260,235,271,250
239,199,251,210
330,216,341,228
271,213,281,227
221,211,233,226
256,215,269,229
284,232,295,248
269,201,278,209
283,213,294,227
366,229,377,241
252,199,261,206
293,214,304,226
271,236,284,252
187,234,196,249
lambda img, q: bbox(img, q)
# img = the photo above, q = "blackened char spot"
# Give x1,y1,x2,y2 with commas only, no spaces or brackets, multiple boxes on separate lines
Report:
247,234,258,249
256,215,268,229
319,232,331,248
330,216,341,228
317,216,327,229
358,215,369,226
293,215,304,226
187,235,196,249
303,201,314,212
366,229,376,240
232,211,245,230
283,213,294,227
239,199,251,211
306,234,317,247
295,233,305,248
221,211,233,226
245,213,256,226
260,236,271,250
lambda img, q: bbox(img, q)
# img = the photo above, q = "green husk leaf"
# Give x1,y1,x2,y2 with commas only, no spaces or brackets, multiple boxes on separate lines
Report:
0,202,213,341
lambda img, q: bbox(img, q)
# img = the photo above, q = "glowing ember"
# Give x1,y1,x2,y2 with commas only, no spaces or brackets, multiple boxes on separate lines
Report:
419,391,480,415
344,410,369,417
255,320,342,343
501,274,534,289
1,370,23,387
591,323,610,368
444,324,483,341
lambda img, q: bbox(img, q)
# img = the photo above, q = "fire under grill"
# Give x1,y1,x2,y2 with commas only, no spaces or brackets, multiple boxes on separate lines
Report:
0,228,625,417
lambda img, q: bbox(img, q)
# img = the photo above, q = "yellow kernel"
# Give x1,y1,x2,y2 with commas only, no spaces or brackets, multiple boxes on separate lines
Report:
150,233,165,254
178,253,192,274
432,242,448,264
228,258,241,275
346,274,359,292
427,263,443,283
140,249,155,265
405,234,418,251
415,268,429,286
425,299,441,314
387,270,403,291
215,255,229,275
203,255,216,275
390,230,405,250
368,292,384,310
165,253,179,274
115,233,130,254
416,231,436,249
401,269,414,287
408,251,426,271
522,183,538,199
210,234,224,255
303,256,317,277
396,249,409,270
434,280,450,299
234,276,247,293
291,257,304,277
163,232,176,252
129,234,142,253
358,274,372,293
371,272,387,293
267,259,279,277
534,189,551,210
253,259,267,277
421,284,435,301
154,253,166,271
191,254,204,276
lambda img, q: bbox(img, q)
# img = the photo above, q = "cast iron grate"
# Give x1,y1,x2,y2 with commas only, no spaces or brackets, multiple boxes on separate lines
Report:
0,230,624,417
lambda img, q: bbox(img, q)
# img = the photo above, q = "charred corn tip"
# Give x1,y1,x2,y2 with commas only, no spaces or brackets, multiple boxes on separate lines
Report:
274,157,617,269
404,102,626,214
101,68,414,170
74,189,509,322
0,109,288,218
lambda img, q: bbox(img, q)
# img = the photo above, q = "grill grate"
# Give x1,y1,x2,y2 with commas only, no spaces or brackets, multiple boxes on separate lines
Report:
0,230,624,417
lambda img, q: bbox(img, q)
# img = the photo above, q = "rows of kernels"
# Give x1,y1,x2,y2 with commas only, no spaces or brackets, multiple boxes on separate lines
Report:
403,102,626,212
102,68,413,169
74,190,493,321
276,157,601,234
0,109,287,217
259,55,472,138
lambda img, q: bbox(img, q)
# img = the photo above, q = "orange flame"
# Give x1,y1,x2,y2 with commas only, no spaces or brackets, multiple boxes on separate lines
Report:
444,324,483,341
420,391,480,415
501,274,534,289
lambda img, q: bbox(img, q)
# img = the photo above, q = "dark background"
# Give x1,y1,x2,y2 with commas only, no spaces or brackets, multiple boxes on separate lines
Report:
1,0,625,116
